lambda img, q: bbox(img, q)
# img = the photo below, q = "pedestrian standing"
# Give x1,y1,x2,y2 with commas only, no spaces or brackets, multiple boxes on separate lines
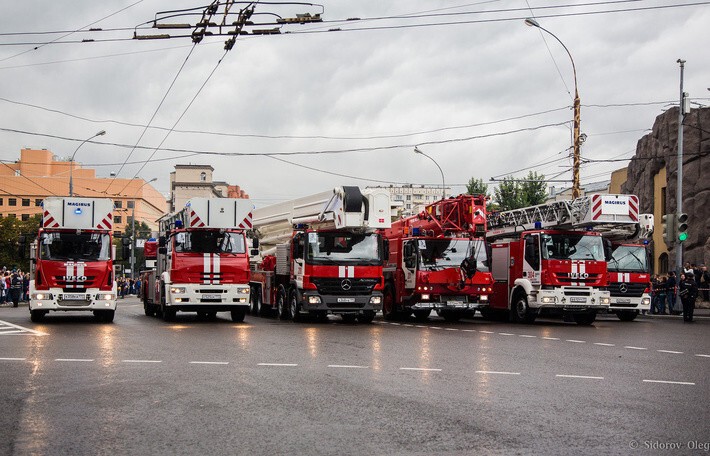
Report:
0,271,6,304
22,273,30,302
656,276,667,314
666,271,678,314
679,272,698,323
10,271,23,307
700,265,710,302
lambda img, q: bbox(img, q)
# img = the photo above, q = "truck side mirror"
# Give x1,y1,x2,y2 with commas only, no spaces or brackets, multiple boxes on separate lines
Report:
382,239,390,262
252,238,259,249
18,235,26,259
158,236,166,248
603,238,613,261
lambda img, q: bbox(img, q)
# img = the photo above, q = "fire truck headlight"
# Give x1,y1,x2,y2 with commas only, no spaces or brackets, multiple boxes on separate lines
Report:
33,293,53,300
421,294,430,301
480,295,488,302
95,293,115,301
369,296,381,305
308,296,322,304
541,296,556,304
237,287,250,295
170,287,186,294
600,297,610,305
641,297,650,306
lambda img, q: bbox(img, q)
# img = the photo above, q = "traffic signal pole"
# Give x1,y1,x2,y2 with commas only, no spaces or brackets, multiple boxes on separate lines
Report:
675,59,685,277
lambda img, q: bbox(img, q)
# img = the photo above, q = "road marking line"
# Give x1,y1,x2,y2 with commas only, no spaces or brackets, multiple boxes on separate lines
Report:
594,343,615,346
403,324,414,327
479,330,494,334
657,350,683,354
476,370,520,375
542,337,560,340
0,357,26,361
430,326,443,330
461,329,476,332
695,354,710,358
189,361,229,365
624,346,647,350
258,363,298,367
566,340,586,343
415,325,427,328
122,360,163,363
400,367,442,372
499,333,515,336
556,374,604,380
444,328,458,331
519,335,536,338
390,323,401,326
643,379,695,386
328,365,368,369
0,330,24,334
55,359,94,362
0,319,48,336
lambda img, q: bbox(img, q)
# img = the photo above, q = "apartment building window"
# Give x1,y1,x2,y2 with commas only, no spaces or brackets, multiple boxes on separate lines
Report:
406,195,411,201
22,198,30,206
9,213,16,218
0,198,3,206
35,199,42,206
114,216,122,223
22,214,30,221
114,231,121,237
127,200,135,209
115,201,122,209
200,172,207,182
9,198,16,206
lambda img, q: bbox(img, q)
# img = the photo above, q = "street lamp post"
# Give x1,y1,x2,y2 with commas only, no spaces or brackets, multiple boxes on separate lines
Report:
524,18,582,199
414,146,446,201
69,130,106,197
130,177,158,280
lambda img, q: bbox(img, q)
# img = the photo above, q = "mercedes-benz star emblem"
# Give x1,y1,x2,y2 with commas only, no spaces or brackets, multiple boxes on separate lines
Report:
341,279,352,291
619,284,628,293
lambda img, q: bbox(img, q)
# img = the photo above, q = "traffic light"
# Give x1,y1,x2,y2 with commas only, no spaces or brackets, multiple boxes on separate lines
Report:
121,237,131,258
662,214,675,245
677,213,689,242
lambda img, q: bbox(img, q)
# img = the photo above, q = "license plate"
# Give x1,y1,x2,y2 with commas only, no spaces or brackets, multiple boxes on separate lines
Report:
617,298,631,304
337,298,356,303
62,293,85,300
202,294,222,300
447,301,465,307
570,297,587,303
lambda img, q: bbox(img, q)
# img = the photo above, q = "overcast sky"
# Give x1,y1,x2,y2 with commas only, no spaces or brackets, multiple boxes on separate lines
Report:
1,0,708,207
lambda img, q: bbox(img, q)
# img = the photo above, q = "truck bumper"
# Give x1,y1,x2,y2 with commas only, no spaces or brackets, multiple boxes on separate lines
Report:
528,287,610,312
299,291,383,313
411,294,489,311
608,294,651,312
165,283,250,311
29,288,117,312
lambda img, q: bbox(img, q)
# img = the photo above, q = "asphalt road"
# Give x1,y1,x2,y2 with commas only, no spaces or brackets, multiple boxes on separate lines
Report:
1,298,709,456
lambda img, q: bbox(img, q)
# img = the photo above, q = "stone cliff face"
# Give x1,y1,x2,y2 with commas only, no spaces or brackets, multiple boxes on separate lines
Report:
622,107,710,266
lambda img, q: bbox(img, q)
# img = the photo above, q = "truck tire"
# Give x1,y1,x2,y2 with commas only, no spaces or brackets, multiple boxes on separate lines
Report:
277,288,289,320
413,309,431,322
382,285,400,321
144,301,155,317
358,310,376,324
573,311,597,326
95,309,115,323
341,314,357,323
290,290,302,322
251,289,261,316
511,293,536,324
30,309,46,323
617,310,638,322
231,308,246,323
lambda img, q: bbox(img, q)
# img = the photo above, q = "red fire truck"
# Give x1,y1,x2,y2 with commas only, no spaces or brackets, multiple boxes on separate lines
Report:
380,194,493,322
27,197,117,323
249,186,391,323
485,194,641,325
141,198,253,322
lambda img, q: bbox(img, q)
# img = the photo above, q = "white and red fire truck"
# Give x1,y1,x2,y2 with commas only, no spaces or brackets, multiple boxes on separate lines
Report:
380,194,493,322
141,198,253,322
601,214,653,321
27,197,117,323
249,186,390,323
485,194,641,325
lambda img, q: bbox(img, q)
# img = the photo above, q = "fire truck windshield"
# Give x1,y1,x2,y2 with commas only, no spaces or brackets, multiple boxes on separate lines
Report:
608,245,648,272
307,232,380,265
174,230,245,254
40,232,111,261
540,233,605,261
418,239,489,271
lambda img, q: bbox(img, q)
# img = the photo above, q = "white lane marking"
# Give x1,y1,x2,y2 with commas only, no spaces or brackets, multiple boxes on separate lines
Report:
390,323,401,326
189,361,229,365
55,358,94,362
403,324,414,327
0,319,48,336
122,360,163,363
657,350,683,354
566,340,586,343
543,337,560,340
400,367,442,372
430,326,443,330
461,329,476,332
476,370,521,375
519,335,536,338
556,374,604,380
643,379,695,386
695,354,710,358
258,363,298,367
328,365,368,369
594,343,615,347
499,333,515,336
0,357,26,361
444,328,458,331
624,346,647,350
0,330,24,335
415,325,427,328
479,330,494,334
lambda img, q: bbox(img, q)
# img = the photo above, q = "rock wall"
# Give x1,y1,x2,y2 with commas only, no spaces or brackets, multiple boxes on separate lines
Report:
622,106,710,266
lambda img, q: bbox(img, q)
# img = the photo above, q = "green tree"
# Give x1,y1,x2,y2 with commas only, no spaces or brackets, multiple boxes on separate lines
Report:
493,177,523,211
0,214,42,271
466,177,489,197
493,172,547,211
117,218,153,274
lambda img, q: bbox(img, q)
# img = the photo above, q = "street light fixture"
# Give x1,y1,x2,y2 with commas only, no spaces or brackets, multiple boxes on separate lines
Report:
69,130,106,197
130,177,158,280
414,146,446,201
524,18,582,199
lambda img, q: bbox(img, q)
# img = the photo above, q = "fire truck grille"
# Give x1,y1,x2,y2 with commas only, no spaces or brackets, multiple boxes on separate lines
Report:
554,273,602,284
608,282,647,297
310,278,378,296
54,276,97,291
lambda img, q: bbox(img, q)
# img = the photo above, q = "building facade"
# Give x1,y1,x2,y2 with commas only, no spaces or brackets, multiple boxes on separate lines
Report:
0,148,166,235
169,164,249,212
367,184,450,218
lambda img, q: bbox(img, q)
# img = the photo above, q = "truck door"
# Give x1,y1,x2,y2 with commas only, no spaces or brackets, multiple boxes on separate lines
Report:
523,234,541,286
402,240,417,289
292,233,306,285
490,243,510,311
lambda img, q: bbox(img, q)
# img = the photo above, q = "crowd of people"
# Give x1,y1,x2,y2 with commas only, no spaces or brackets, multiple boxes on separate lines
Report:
116,276,142,299
650,262,709,323
0,267,30,307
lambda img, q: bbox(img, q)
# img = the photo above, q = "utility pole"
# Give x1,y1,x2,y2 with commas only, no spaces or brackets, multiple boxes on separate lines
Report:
675,59,686,277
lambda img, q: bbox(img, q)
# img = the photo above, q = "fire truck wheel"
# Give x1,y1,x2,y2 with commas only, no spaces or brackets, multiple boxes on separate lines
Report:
95,310,115,323
30,309,46,323
277,288,289,320
341,314,357,323
358,310,376,324
250,289,261,316
162,306,176,322
290,291,302,322
144,301,155,317
616,310,638,322
511,294,536,324
413,309,431,322
382,285,399,321
573,311,597,326
231,309,246,323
